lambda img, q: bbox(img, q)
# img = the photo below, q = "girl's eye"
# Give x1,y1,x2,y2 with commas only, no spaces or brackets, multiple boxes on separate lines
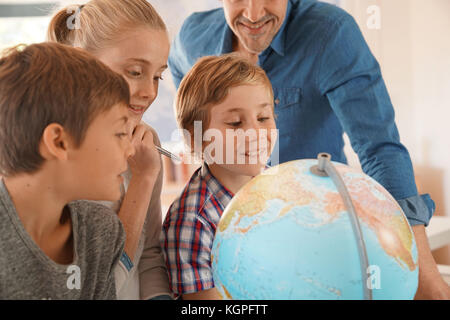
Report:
127,69,142,77
226,121,242,127
258,117,270,122
154,75,164,81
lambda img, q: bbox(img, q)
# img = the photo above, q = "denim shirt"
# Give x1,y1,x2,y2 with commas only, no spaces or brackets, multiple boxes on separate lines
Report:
168,0,434,226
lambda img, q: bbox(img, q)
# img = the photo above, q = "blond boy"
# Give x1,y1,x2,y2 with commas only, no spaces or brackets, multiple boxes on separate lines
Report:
161,54,277,300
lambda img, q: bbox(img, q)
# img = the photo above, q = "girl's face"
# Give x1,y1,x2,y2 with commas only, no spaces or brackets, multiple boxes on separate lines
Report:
95,27,170,124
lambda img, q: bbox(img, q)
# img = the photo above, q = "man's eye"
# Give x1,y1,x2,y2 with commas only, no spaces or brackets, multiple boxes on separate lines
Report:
226,121,242,127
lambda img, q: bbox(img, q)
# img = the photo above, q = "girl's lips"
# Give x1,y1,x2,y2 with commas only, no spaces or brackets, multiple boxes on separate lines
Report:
128,105,147,115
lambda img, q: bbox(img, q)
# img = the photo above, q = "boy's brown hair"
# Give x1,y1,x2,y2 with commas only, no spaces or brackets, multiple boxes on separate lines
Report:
0,42,130,177
175,53,274,140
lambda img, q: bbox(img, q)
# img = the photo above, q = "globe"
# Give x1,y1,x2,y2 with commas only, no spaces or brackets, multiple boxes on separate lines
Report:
211,158,418,299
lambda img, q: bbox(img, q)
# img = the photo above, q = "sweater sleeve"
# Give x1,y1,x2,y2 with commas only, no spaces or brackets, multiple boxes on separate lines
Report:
138,126,172,300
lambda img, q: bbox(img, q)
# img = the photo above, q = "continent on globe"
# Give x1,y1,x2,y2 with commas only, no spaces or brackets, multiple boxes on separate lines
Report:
212,159,418,300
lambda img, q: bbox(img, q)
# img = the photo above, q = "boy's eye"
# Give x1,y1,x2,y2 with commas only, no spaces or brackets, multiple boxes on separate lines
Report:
226,121,242,127
116,133,128,138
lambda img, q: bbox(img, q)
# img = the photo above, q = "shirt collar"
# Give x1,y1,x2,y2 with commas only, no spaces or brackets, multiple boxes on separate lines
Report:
200,162,234,209
267,0,293,57
219,25,234,55
219,0,293,57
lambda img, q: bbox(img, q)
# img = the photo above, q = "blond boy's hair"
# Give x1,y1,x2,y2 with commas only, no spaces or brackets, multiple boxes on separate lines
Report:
176,53,274,142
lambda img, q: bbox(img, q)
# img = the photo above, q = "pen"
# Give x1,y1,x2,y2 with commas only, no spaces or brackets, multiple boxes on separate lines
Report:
156,146,182,162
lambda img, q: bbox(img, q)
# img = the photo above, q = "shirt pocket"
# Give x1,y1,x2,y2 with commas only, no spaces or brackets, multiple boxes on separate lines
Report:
272,87,303,137
273,87,302,110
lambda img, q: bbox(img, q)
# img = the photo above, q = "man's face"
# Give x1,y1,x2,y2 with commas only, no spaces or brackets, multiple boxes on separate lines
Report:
223,0,289,54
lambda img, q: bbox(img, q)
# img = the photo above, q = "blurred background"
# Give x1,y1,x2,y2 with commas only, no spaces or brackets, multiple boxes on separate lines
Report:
0,0,449,268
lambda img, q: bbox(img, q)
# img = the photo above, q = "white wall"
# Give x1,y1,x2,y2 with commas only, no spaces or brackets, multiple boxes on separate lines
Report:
341,0,450,216
341,0,450,262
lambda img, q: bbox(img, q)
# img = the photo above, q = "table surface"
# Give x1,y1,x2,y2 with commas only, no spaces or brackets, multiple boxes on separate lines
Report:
425,216,450,251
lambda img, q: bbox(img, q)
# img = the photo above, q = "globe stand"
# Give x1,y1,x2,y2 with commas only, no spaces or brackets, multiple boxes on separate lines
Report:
310,153,372,300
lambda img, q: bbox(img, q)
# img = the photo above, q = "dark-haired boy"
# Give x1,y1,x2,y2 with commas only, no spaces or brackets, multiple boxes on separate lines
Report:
0,42,134,299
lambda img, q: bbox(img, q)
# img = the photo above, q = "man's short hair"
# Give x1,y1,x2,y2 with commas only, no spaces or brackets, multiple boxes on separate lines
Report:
0,42,130,176
175,53,274,139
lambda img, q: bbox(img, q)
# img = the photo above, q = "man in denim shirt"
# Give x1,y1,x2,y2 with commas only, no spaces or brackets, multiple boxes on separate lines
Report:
168,0,450,299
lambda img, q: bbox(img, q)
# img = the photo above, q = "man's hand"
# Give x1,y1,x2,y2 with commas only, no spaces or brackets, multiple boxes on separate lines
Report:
413,224,450,299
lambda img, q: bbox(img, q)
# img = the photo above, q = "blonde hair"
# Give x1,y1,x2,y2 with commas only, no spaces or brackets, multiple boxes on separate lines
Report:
176,53,274,138
47,0,166,52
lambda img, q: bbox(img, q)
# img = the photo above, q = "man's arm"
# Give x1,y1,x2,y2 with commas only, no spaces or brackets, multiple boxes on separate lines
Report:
317,14,449,298
168,30,188,89
413,225,450,299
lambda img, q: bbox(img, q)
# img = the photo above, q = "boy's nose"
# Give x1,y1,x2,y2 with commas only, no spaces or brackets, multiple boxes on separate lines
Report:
243,0,266,23
246,117,264,131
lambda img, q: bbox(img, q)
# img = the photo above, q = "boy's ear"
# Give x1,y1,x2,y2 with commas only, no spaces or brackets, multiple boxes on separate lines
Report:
39,123,73,161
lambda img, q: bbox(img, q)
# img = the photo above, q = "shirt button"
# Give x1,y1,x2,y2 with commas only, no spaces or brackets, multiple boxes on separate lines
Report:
275,98,280,105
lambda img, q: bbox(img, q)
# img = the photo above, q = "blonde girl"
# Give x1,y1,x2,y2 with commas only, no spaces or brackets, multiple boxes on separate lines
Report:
48,0,171,300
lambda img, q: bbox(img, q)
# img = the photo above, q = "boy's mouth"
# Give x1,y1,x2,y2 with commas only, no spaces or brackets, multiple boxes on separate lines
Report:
241,148,268,158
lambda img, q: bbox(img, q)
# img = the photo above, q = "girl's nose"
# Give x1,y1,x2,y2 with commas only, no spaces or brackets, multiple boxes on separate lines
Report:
136,79,157,104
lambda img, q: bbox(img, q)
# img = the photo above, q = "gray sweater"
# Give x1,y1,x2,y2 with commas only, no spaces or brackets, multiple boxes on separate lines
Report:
0,180,125,300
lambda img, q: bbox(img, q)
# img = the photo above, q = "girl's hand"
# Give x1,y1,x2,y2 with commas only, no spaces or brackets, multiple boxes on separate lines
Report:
127,123,161,179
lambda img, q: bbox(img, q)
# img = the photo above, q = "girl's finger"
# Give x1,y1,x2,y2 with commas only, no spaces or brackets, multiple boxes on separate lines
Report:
132,124,146,144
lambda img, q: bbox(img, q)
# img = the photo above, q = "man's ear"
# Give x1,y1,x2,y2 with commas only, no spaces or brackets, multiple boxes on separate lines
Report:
39,123,72,161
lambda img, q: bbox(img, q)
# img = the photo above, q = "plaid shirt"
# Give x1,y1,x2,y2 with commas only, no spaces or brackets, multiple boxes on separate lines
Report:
161,162,234,295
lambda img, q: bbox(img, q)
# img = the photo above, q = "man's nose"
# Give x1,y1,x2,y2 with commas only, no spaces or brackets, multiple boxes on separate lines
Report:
243,0,266,23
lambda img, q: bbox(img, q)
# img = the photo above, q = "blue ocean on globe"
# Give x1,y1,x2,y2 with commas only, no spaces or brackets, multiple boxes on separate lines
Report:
212,159,419,299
